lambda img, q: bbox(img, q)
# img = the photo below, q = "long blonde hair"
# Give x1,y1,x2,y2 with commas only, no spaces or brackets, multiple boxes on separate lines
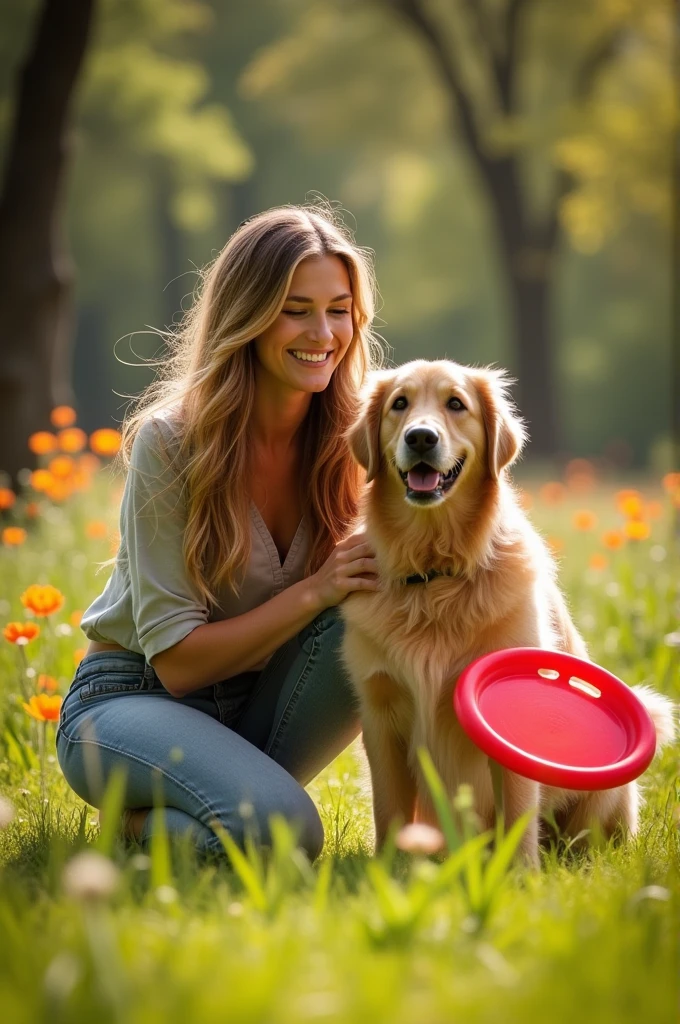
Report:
110,203,385,609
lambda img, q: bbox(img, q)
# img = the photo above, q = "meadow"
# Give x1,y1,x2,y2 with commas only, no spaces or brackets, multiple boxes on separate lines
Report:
0,408,678,1024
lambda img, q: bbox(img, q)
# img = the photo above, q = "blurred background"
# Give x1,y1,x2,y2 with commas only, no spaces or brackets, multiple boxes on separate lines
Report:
0,0,676,483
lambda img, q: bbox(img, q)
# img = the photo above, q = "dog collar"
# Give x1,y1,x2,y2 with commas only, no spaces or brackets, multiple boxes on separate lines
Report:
399,568,459,586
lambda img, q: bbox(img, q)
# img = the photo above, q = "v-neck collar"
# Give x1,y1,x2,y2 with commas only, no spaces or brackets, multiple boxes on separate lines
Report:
250,500,305,576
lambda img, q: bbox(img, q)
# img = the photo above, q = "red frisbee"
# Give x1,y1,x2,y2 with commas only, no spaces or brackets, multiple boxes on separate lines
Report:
454,648,657,790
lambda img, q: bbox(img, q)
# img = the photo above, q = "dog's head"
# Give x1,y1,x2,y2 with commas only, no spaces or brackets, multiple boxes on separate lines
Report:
347,360,527,506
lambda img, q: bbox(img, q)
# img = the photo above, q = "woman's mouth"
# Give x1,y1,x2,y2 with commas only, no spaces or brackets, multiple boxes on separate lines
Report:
288,350,332,366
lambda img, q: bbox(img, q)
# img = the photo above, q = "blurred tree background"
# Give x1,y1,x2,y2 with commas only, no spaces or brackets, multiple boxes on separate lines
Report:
0,0,675,477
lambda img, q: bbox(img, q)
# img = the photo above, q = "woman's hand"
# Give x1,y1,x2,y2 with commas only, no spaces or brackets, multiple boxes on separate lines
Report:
307,531,380,611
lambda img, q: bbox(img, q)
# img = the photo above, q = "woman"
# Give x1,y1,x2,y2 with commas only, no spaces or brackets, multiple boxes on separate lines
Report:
57,203,385,860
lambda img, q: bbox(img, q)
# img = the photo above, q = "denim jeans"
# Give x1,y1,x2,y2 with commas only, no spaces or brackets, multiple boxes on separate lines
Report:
56,607,359,860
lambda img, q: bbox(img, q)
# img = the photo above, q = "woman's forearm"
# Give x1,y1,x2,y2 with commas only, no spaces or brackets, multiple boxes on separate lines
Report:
150,578,326,697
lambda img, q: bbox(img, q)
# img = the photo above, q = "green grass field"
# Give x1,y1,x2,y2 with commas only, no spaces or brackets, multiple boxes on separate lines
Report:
1,453,678,1023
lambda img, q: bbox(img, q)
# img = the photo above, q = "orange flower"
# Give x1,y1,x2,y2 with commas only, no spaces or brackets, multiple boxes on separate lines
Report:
70,470,92,493
38,674,59,693
28,431,58,455
547,536,564,554
645,501,663,520
73,648,86,667
623,520,651,542
23,693,62,722
44,478,72,502
0,488,16,510
69,609,83,628
2,527,27,546
588,553,608,571
89,429,122,457
619,494,644,520
30,469,53,492
25,502,39,519
568,473,595,495
57,427,87,453
48,455,75,480
20,584,64,617
602,529,625,550
539,482,566,505
615,489,642,516
78,453,101,475
662,472,680,494
50,406,77,429
572,510,598,532
3,622,40,645
565,458,596,494
85,520,108,539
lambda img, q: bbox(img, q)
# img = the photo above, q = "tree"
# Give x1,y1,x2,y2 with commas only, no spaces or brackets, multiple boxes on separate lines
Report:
241,0,673,458
0,0,95,485
0,0,254,472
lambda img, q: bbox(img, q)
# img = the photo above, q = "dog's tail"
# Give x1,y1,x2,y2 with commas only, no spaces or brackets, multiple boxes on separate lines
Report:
632,684,677,751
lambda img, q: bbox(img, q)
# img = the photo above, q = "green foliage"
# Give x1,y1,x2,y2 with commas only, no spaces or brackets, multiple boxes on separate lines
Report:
1,0,673,461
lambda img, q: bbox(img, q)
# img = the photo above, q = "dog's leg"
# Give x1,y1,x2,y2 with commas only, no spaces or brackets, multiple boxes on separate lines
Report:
360,673,417,850
561,783,639,847
501,769,541,868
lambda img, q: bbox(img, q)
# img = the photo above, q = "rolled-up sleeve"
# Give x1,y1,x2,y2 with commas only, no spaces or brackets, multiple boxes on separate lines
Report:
123,416,209,661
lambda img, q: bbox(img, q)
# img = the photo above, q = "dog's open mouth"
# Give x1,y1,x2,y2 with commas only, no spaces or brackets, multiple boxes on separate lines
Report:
398,457,466,500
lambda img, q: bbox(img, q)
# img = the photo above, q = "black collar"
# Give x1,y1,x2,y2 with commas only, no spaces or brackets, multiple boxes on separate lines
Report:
399,568,459,586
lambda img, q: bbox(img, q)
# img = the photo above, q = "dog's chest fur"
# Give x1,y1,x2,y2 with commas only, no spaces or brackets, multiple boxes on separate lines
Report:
341,548,544,709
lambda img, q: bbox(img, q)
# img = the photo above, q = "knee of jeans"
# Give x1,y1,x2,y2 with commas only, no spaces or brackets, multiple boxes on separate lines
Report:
227,786,324,861
291,791,325,861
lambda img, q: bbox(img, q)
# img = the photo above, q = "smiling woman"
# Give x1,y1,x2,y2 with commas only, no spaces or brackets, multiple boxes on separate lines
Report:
56,203,386,859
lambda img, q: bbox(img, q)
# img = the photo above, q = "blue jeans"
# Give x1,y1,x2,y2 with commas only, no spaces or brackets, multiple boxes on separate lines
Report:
56,607,359,860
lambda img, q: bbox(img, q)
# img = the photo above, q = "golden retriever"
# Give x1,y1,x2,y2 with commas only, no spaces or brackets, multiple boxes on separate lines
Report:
340,360,675,865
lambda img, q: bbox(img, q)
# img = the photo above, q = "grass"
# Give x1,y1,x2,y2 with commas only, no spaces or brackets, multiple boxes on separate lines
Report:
0,458,679,1023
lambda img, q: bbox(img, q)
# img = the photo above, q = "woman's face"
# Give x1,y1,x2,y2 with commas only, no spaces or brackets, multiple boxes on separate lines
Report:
253,254,354,396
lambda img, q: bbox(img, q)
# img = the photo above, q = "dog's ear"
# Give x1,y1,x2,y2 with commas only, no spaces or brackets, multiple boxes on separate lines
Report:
345,370,394,482
472,369,527,480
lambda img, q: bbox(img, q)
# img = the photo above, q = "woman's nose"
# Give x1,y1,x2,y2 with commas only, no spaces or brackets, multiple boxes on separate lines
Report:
305,315,334,344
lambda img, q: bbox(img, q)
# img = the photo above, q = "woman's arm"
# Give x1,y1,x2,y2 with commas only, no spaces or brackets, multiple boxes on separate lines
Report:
152,527,379,696
151,576,323,697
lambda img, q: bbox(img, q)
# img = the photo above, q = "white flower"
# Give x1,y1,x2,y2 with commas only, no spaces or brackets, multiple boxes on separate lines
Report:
395,822,446,855
62,851,120,902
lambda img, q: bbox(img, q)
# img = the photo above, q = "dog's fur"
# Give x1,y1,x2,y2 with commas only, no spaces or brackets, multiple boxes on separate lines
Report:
340,360,675,865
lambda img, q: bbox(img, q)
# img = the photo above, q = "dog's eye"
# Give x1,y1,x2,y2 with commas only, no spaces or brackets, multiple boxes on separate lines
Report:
447,397,466,412
392,396,408,411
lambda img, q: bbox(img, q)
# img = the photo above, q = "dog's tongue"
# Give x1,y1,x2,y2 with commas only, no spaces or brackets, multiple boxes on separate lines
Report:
407,467,441,492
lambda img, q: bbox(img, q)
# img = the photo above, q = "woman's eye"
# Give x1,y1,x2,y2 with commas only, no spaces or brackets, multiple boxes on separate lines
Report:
447,397,466,411
283,308,350,317
392,396,408,411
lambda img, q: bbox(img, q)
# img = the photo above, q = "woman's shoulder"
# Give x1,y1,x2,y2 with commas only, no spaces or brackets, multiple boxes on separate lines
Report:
136,404,185,449
133,404,186,469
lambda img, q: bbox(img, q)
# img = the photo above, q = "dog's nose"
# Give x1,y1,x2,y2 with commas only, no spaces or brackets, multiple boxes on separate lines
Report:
404,426,439,453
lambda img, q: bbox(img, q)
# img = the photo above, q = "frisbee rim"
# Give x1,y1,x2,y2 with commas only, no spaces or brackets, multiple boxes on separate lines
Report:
454,648,657,790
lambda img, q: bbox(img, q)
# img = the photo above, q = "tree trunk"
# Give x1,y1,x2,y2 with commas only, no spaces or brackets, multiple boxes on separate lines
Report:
0,0,95,485
477,157,560,457
507,268,559,458
384,0,587,460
